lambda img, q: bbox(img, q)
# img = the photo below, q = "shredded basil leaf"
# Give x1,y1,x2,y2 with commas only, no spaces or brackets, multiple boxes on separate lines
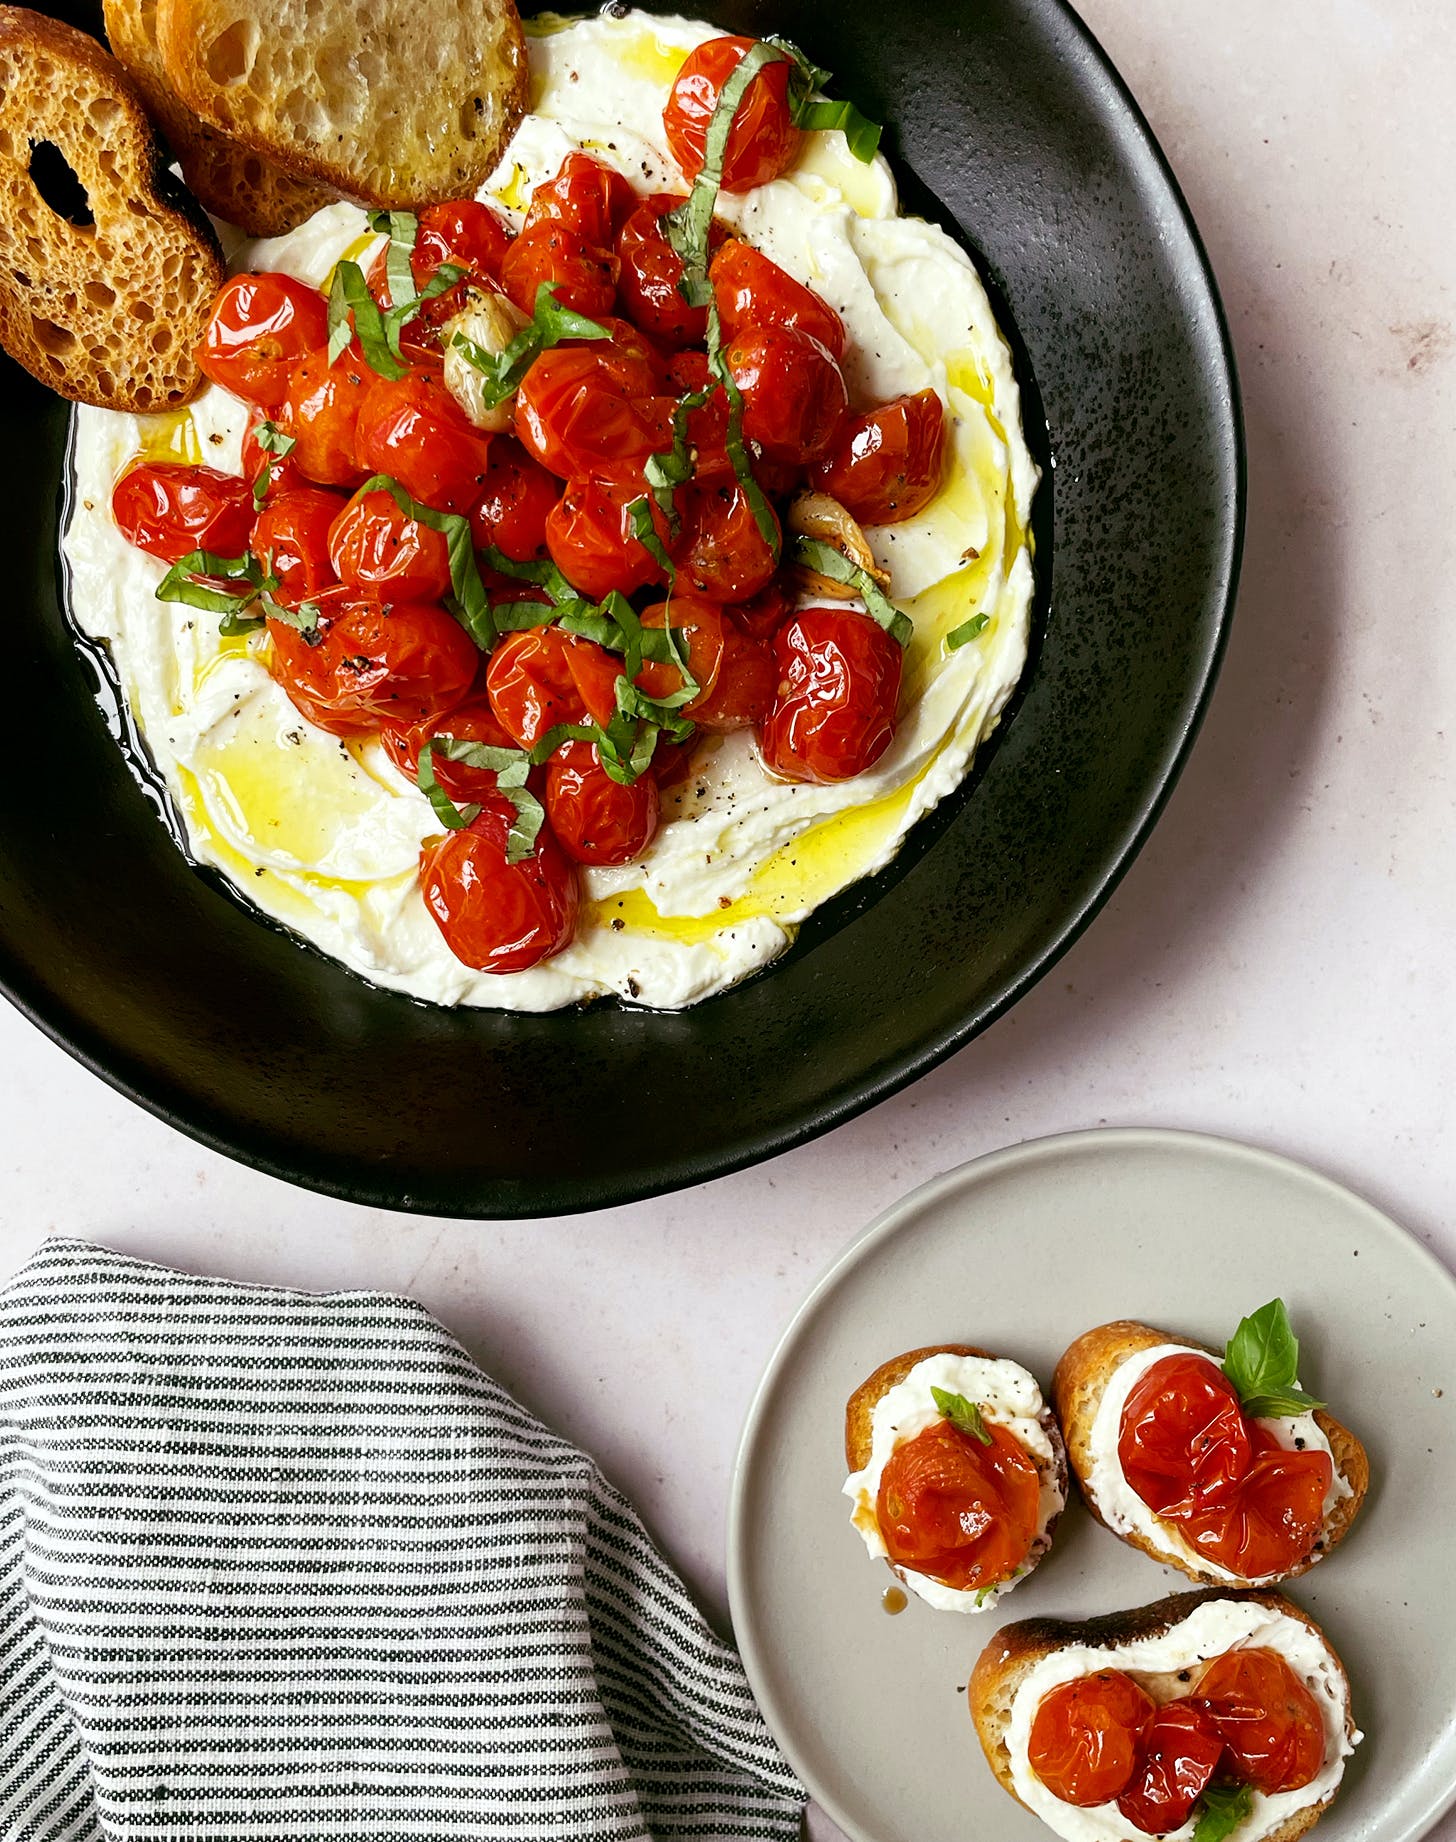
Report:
418,736,545,864
452,281,611,409
1192,1783,1253,1842
626,494,676,581
155,549,261,617
1222,1299,1326,1417
946,613,990,651
644,384,714,527
249,420,295,510
767,35,883,161
354,473,496,651
704,296,781,558
328,251,465,377
931,1388,994,1446
367,208,420,311
792,535,911,646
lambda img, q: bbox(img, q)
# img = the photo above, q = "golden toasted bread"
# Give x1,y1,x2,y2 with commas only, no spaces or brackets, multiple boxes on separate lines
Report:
104,0,331,236
1054,1320,1369,1586
154,0,529,209
0,7,222,409
969,1588,1354,1842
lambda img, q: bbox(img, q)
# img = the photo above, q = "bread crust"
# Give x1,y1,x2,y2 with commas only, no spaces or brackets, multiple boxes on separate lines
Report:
844,1343,1067,1603
969,1587,1355,1842
1053,1321,1368,1586
154,0,530,209
104,0,331,236
0,6,223,409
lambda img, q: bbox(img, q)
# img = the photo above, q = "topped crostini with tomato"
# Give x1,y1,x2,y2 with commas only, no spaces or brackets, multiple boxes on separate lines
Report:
66,10,1039,1011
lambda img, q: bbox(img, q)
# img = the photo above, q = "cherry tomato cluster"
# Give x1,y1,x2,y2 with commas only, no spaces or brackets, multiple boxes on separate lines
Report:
1028,1647,1326,1833
109,37,950,977
1117,1353,1334,1579
875,1414,1042,1592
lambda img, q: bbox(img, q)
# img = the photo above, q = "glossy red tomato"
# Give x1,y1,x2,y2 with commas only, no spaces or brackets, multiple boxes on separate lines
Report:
383,685,516,803
419,798,579,974
242,407,306,503
250,487,345,607
485,626,621,748
710,238,846,357
524,150,636,248
635,598,725,715
876,1417,1042,1591
1118,1354,1253,1519
515,347,660,480
327,486,451,602
282,342,377,489
468,437,561,561
545,739,659,866
1028,1673,1156,1807
197,272,329,409
1180,1427,1333,1579
112,463,256,564
812,388,948,524
759,605,903,784
267,598,478,736
616,193,712,348
572,315,670,396
663,36,801,193
724,324,847,463
545,474,670,601
670,479,780,602
690,616,776,730
367,198,512,340
1116,1704,1224,1835
354,368,493,514
1192,1649,1326,1794
1032,1672,1157,1812
500,221,618,321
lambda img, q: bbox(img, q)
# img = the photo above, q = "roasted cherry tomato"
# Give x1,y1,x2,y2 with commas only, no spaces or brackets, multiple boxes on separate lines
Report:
1116,1704,1224,1835
1028,1673,1156,1808
724,324,847,463
710,238,846,358
283,342,377,490
812,388,947,524
616,193,714,348
419,799,579,974
267,598,477,736
242,407,306,503
545,739,659,866
500,221,618,321
468,437,561,561
690,616,776,730
546,474,670,602
571,315,670,396
251,487,345,608
760,605,902,784
383,685,516,803
524,150,636,248
485,626,620,748
197,272,329,409
636,597,725,715
1180,1427,1333,1580
367,198,512,339
876,1416,1042,1591
1119,1354,1253,1519
328,486,451,602
1192,1649,1326,1794
515,347,660,480
354,368,493,514
671,479,780,602
111,462,256,564
731,578,792,643
663,36,801,193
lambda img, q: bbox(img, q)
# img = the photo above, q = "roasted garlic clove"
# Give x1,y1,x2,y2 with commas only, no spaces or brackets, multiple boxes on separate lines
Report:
787,490,891,599
441,289,530,432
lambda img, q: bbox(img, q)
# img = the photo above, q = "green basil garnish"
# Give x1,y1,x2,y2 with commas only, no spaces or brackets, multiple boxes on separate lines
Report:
792,536,911,647
249,420,295,510
946,612,990,651
452,281,611,408
1222,1300,1327,1419
767,36,883,162
931,1388,994,1446
354,473,495,651
154,547,319,642
417,736,544,864
1192,1783,1254,1842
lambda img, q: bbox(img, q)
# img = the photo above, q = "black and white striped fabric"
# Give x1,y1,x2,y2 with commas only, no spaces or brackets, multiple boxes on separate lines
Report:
0,1238,805,1841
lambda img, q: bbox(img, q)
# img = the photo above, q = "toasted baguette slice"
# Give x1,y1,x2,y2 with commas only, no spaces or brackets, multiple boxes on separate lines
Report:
154,0,529,209
104,0,331,237
845,1343,1067,1608
0,7,222,409
1054,1321,1369,1586
970,1588,1357,1842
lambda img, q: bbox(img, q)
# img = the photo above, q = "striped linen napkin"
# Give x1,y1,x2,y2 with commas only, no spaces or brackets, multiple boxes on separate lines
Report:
0,1237,805,1841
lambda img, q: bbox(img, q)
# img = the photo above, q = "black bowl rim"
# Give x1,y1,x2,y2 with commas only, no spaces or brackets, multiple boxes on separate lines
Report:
4,0,1244,1217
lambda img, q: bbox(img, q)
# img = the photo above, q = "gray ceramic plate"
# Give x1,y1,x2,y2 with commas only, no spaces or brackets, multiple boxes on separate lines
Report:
727,1129,1456,1842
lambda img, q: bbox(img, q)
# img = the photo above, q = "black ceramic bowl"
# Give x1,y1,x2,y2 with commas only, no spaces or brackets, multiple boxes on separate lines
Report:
0,0,1241,1216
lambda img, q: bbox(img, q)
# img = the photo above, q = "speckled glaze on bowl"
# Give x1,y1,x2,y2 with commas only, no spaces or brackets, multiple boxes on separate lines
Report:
0,0,1242,1216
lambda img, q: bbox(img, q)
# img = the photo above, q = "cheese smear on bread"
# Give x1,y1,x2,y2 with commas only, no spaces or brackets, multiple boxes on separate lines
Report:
1005,1598,1360,1842
62,10,1038,1013
843,1351,1064,1612
1086,1343,1353,1585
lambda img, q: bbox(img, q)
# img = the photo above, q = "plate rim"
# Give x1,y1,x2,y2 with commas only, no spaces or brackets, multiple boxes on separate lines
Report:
725,1125,1456,1842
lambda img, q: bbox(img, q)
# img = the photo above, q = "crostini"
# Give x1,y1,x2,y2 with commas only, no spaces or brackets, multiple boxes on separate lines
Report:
970,1588,1360,1842
1054,1301,1367,1588
843,1343,1067,1612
